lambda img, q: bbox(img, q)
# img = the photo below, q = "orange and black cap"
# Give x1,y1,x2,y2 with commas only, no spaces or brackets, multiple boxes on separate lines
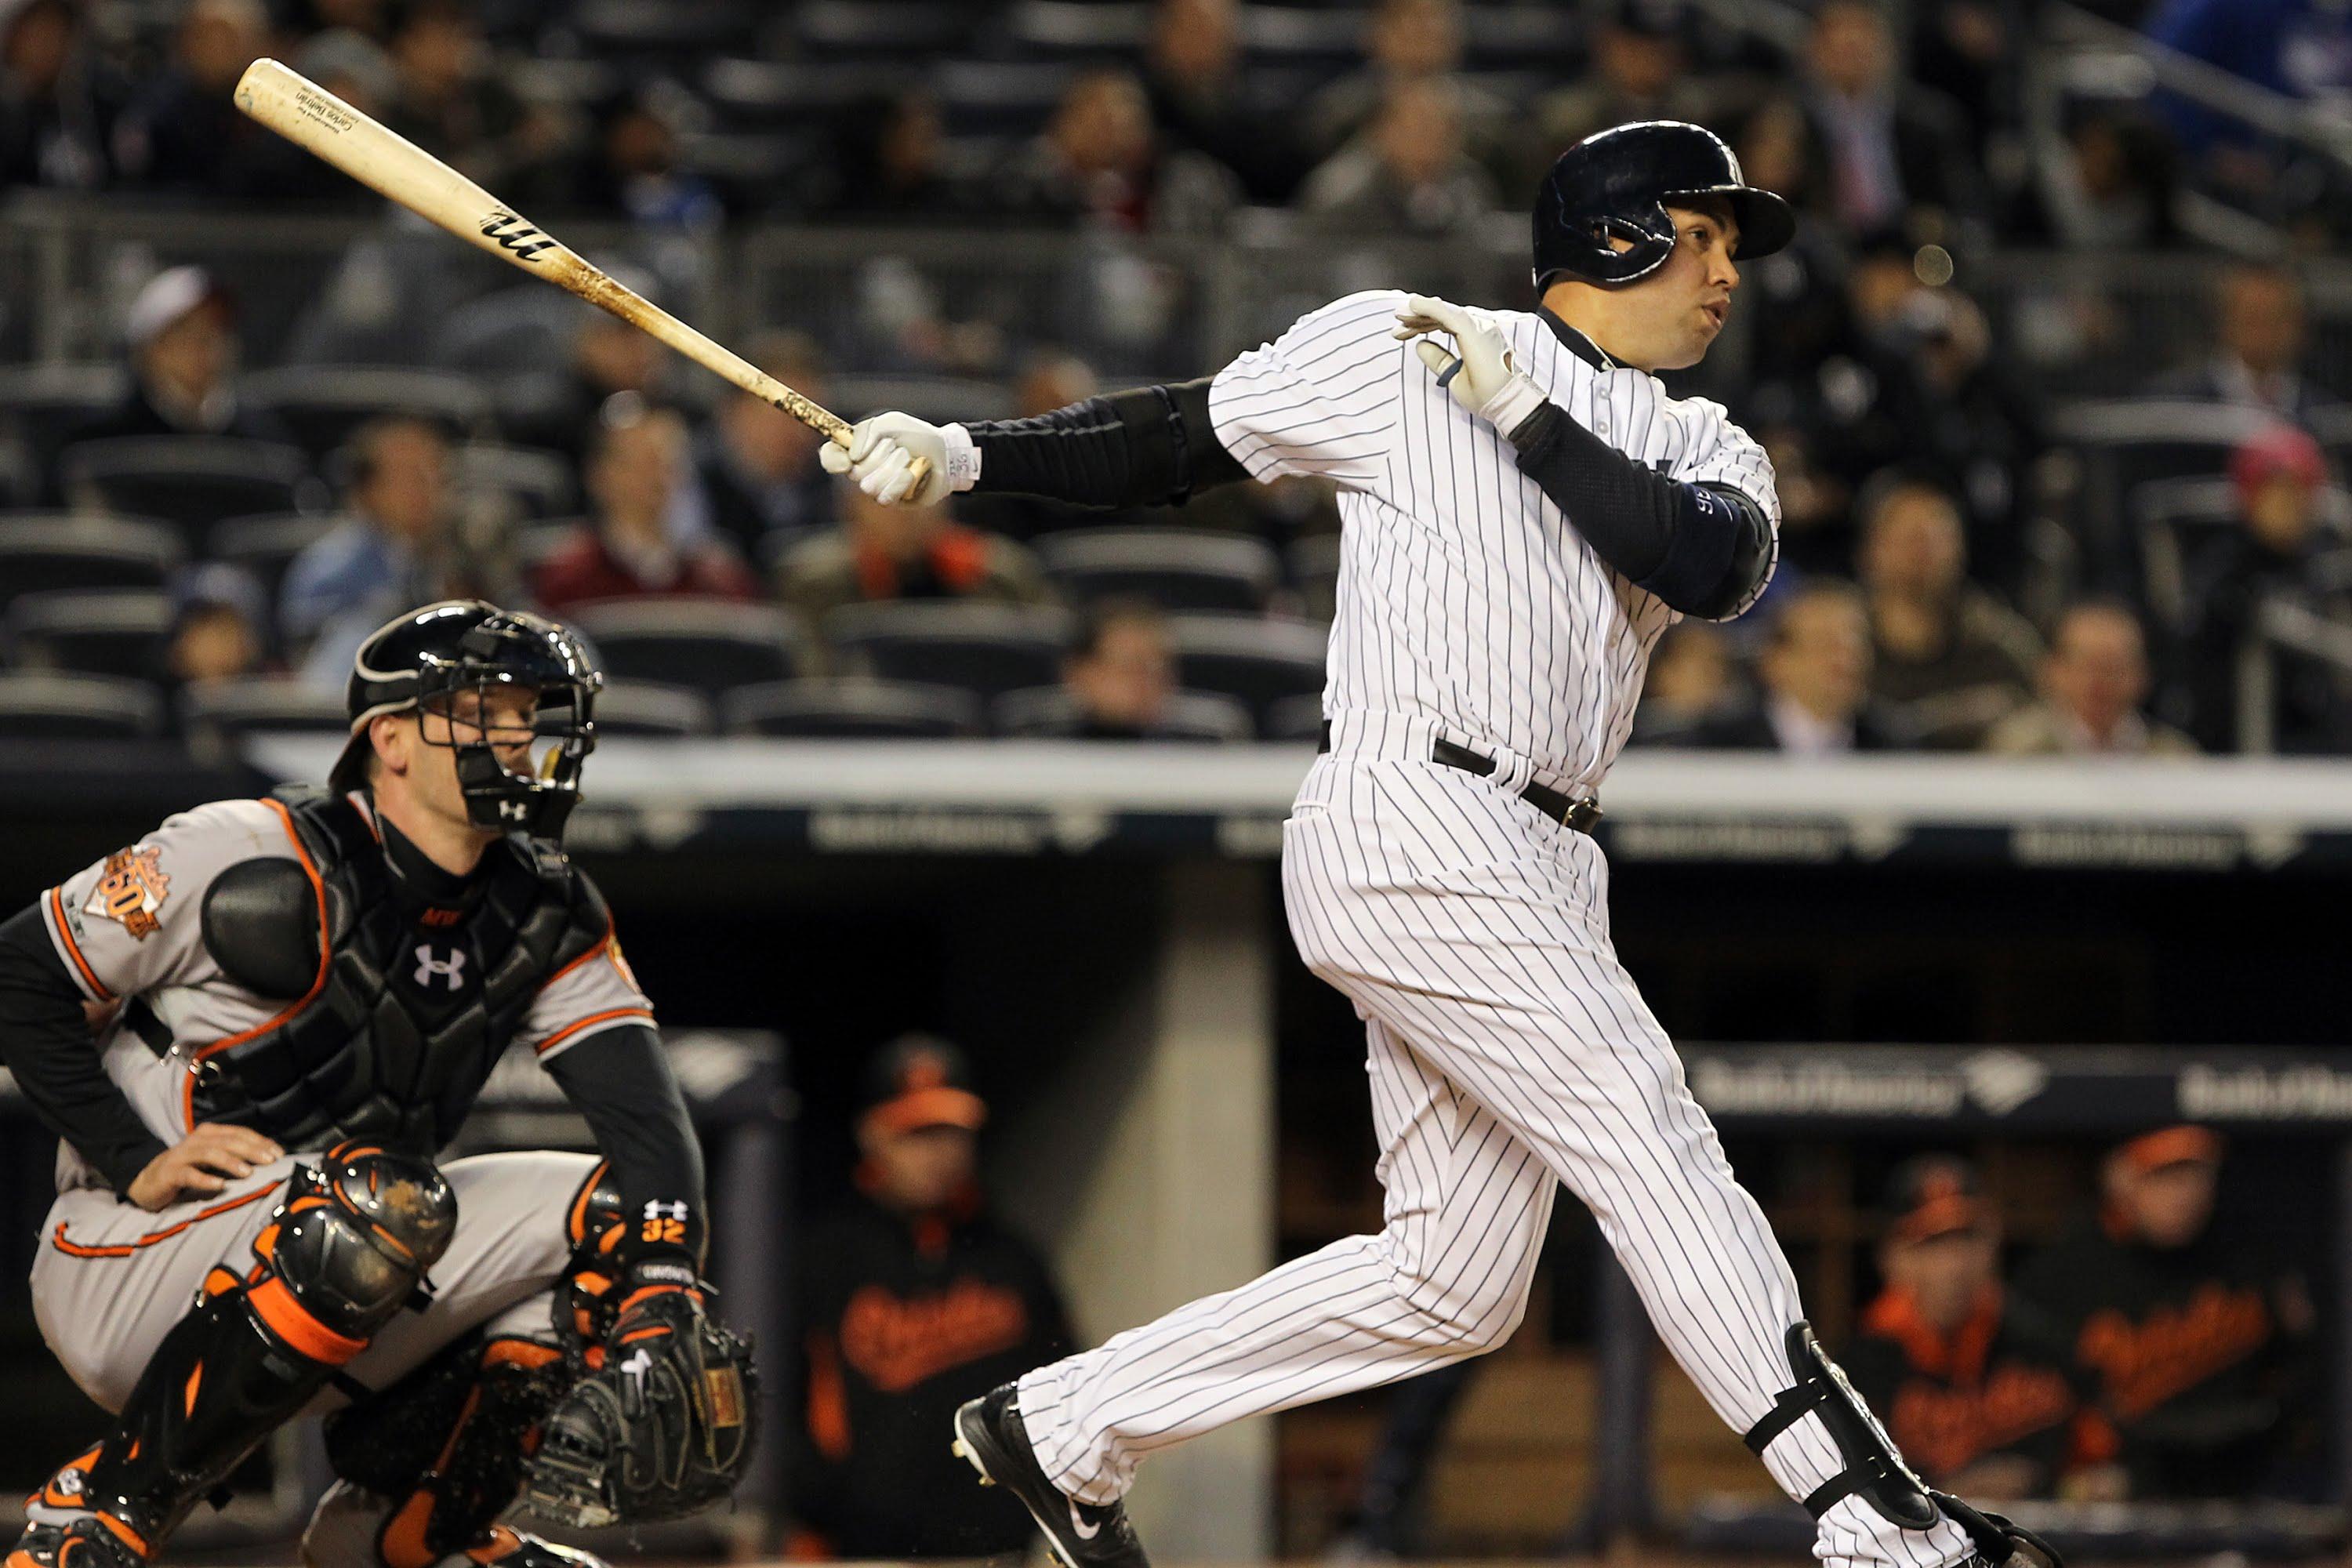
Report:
858,1033,986,1134
1882,1155,1990,1245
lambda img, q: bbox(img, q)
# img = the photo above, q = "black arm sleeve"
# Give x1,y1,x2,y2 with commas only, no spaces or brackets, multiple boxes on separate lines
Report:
0,904,165,1196
965,376,1251,508
1504,401,1774,620
543,1023,709,1272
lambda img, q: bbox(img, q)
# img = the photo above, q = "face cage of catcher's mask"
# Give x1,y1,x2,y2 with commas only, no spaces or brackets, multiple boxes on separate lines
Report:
415,670,597,833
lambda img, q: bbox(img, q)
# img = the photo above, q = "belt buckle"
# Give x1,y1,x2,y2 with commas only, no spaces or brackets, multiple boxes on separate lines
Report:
1566,798,1604,833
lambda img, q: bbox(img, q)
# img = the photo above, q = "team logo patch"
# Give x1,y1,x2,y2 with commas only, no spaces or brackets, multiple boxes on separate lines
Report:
85,846,169,940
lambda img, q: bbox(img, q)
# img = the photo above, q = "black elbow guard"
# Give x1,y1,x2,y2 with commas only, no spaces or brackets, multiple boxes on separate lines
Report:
1646,483,1773,620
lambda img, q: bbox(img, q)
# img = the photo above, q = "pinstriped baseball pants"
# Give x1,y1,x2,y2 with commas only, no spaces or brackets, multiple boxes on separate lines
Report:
1016,743,1974,1568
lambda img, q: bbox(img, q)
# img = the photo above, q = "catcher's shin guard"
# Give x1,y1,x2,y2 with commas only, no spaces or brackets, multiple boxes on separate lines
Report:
324,1332,573,1568
63,1145,455,1553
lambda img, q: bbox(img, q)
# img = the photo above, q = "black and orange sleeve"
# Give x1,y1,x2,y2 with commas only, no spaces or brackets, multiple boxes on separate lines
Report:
0,902,165,1196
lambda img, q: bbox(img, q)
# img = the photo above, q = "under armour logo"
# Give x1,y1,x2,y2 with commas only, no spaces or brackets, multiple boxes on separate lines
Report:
412,945,467,989
619,1347,655,1389
644,1200,689,1222
499,798,530,822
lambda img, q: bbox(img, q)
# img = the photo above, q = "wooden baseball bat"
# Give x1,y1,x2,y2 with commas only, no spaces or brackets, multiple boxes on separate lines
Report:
232,58,916,479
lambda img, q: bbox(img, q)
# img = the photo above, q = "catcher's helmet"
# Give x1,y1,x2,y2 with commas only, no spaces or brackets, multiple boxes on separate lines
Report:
1532,120,1795,290
330,599,601,840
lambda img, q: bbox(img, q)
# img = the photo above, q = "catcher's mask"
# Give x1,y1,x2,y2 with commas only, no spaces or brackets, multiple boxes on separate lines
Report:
330,600,601,840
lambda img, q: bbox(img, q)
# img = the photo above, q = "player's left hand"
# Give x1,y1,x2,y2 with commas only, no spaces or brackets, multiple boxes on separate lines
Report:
1393,295,1548,438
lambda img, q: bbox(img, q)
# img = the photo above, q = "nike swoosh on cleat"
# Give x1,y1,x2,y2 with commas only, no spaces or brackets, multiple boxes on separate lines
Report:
1069,1504,1100,1542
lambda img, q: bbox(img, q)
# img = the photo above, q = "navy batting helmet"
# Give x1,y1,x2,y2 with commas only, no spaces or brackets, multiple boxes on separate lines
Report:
1532,120,1795,290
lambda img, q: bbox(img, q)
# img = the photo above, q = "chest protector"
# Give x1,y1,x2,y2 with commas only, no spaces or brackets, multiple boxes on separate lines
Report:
190,786,611,1152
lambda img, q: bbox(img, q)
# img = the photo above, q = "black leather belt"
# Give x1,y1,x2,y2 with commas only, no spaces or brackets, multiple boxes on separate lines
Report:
1318,721,1602,835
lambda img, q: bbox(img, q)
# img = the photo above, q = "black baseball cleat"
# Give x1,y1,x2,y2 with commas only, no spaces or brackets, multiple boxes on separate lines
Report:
953,1385,1150,1568
1933,1492,2063,1568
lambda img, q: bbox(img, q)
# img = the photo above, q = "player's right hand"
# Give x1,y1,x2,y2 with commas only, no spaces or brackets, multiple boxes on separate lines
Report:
1392,294,1549,438
127,1123,284,1212
818,412,973,507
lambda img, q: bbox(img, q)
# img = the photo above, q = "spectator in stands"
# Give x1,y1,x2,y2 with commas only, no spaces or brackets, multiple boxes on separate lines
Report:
1059,600,1181,740
999,69,1238,235
689,332,836,559
828,90,965,221
1984,601,2197,757
532,398,757,614
1143,0,1306,203
1800,0,1986,245
1526,1,1726,192
2013,106,2185,250
113,0,274,195
792,1036,1072,1559
2182,424,2352,753
165,564,270,691
1298,78,1500,238
508,270,676,470
1894,288,2046,592
2017,1128,2314,1501
564,84,720,229
779,482,1052,625
1753,423,1854,578
2145,0,2352,214
1690,582,1908,752
1857,477,2042,747
1628,621,1742,744
280,415,457,666
67,267,289,459
0,0,123,192
1842,1157,2081,1500
1304,0,1506,169
2150,262,2340,425
380,0,554,194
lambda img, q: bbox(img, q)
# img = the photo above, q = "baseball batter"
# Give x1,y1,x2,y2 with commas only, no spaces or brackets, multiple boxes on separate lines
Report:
0,603,753,1568
820,122,2060,1568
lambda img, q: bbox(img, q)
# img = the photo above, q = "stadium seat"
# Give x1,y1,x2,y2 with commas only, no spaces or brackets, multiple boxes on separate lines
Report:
209,513,341,614
994,685,1252,741
793,0,978,60
724,677,985,738
56,437,318,543
1167,612,1327,732
0,363,129,494
1240,5,1367,72
2050,400,2283,569
5,589,177,680
935,60,1080,137
177,676,349,743
0,673,164,740
701,58,896,132
563,0,766,67
0,515,183,606
2133,474,2352,632
566,601,808,703
823,601,1073,700
239,365,493,459
1262,692,1326,742
584,681,709,738
1035,527,1282,613
1003,2,1150,60
829,375,1015,426
1463,5,1584,69
1289,532,1342,622
452,442,577,521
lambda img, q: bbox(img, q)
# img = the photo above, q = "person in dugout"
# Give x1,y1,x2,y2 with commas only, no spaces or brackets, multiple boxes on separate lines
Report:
2016,1127,2315,1501
1841,1157,2083,1501
791,1036,1074,1559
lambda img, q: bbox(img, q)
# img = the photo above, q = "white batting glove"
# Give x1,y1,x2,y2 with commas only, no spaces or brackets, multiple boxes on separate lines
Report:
817,412,980,506
1392,295,1548,438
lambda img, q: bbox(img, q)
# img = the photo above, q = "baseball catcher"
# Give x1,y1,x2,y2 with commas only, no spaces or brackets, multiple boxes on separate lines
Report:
0,601,755,1568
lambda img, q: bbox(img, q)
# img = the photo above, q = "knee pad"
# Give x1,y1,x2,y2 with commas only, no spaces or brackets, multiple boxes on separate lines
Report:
264,1142,457,1342
1743,1322,1939,1530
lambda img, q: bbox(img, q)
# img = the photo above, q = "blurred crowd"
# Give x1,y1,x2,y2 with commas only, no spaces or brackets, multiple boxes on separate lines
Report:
3,0,2351,751
1334,1127,2315,1559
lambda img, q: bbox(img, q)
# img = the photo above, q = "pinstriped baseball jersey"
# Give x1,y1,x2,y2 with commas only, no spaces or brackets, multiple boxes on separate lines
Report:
1010,285,1980,1568
1209,289,1780,793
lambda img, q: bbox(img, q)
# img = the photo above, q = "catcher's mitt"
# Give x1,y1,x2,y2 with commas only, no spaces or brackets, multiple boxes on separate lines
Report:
521,1287,759,1527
